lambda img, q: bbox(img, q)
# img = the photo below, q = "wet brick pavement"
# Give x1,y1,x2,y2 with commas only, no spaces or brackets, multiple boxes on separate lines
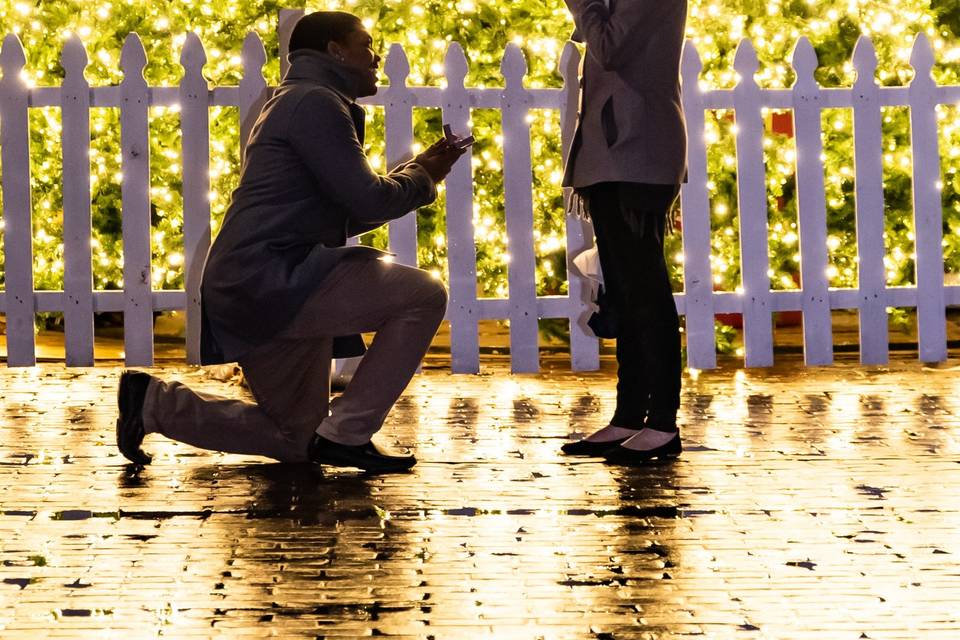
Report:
1,356,959,638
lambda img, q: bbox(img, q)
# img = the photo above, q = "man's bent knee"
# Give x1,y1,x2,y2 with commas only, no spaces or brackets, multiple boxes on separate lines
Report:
405,268,447,310
427,280,448,311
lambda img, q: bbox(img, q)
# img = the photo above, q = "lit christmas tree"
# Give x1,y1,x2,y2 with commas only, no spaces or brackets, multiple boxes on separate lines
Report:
0,0,957,347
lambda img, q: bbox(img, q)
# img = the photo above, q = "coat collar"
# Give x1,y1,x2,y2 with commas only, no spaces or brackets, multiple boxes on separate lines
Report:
283,49,364,102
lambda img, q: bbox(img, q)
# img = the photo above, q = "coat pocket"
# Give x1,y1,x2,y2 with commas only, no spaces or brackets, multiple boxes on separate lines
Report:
600,96,618,147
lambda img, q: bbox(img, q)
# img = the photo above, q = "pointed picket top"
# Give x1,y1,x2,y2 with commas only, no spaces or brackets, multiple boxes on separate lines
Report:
681,39,703,86
909,32,934,84
120,32,147,79
501,42,527,88
179,32,207,77
733,38,759,81
61,33,89,82
0,33,26,80
852,35,878,88
444,41,468,88
790,37,818,89
242,31,267,79
384,43,410,86
559,40,580,87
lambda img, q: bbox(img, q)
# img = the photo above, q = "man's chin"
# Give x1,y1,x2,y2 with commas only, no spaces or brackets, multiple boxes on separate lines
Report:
358,82,379,98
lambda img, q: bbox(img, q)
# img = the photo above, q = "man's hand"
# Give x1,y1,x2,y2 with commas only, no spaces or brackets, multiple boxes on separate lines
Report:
414,138,467,183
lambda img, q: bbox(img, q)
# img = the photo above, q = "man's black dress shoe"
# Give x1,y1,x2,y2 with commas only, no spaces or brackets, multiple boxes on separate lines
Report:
116,370,153,465
308,434,417,473
602,430,681,465
560,437,631,457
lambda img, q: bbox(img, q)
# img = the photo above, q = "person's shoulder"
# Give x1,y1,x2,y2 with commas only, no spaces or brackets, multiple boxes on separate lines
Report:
286,84,349,110
264,80,340,115
282,86,353,130
272,82,356,142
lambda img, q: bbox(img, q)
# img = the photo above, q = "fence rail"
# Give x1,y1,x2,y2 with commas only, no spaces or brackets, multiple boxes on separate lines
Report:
1,27,958,372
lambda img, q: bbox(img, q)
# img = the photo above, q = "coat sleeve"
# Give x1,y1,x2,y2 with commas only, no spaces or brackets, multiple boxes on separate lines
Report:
346,159,432,237
564,0,662,71
288,89,437,225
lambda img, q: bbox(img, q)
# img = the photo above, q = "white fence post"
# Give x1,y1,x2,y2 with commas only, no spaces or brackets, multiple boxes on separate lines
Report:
238,32,267,163
442,43,480,373
732,39,774,367
851,36,889,364
908,33,948,363
61,35,95,366
119,33,154,366
500,44,540,373
180,33,211,365
278,9,304,79
559,42,599,372
383,44,418,268
791,38,833,365
679,40,717,370
0,34,35,366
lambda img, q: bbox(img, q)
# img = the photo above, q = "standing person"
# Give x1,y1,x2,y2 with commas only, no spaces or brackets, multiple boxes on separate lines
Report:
115,11,467,473
559,0,688,463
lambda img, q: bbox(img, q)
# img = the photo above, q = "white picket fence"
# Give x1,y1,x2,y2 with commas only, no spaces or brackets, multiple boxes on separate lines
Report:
0,23,957,372
680,35,958,370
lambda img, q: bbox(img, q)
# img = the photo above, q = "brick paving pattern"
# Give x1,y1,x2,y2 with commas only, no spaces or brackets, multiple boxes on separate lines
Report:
1,356,958,638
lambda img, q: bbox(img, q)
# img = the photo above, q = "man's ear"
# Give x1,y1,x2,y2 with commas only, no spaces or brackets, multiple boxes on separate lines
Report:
327,41,344,60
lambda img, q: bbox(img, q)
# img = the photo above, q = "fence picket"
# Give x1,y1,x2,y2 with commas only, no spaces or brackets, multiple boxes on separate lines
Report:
238,32,267,162
278,9,304,79
679,40,717,369
180,33,211,365
61,35,95,366
383,44,418,268
559,42,599,372
732,40,774,367
0,35,35,366
908,34,948,363
441,43,480,373
500,44,539,373
851,36,889,364
791,38,833,365
119,33,154,365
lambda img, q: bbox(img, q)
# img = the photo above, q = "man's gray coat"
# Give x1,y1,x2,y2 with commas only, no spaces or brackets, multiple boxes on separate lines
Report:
562,0,688,188
199,50,436,365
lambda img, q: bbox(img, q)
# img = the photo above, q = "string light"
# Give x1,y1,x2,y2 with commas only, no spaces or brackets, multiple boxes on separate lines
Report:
2,1,956,349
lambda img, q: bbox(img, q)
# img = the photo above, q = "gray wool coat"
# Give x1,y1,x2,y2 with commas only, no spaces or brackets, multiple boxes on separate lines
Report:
562,0,688,188
199,50,436,365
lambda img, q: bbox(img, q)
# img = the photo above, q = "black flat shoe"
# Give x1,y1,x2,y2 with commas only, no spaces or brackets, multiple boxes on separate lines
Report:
602,431,681,465
560,437,631,457
116,370,153,465
308,434,417,473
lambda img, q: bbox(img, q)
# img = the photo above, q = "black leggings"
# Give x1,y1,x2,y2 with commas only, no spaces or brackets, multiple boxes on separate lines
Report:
585,182,681,431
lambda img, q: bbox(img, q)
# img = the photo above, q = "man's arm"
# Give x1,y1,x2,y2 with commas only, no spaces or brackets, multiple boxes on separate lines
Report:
341,158,426,237
288,89,436,225
345,218,388,238
565,0,659,71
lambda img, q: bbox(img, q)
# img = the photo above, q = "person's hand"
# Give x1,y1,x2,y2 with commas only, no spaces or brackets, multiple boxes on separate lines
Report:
414,138,467,183
418,138,451,159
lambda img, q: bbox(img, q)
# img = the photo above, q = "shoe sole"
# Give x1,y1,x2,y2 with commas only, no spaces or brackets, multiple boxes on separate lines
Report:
560,437,630,457
312,453,416,473
603,439,682,465
314,462,416,474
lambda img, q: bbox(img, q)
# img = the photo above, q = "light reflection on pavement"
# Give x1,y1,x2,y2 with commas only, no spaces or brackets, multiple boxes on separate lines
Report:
0,357,958,637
